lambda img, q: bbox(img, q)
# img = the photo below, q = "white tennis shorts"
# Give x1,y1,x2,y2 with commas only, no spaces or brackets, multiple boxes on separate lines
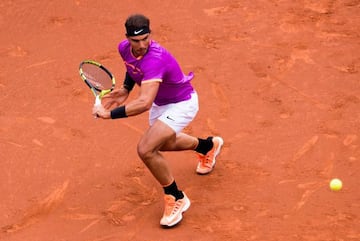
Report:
149,92,199,133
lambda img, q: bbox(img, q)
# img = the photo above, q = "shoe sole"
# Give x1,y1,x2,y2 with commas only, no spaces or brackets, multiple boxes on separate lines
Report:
196,136,224,175
161,195,191,227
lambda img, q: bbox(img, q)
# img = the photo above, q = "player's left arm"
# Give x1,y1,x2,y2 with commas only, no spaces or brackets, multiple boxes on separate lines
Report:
120,79,160,116
95,78,160,119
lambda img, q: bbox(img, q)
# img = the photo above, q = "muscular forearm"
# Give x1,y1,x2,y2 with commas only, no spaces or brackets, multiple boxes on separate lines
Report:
114,87,130,105
111,98,151,119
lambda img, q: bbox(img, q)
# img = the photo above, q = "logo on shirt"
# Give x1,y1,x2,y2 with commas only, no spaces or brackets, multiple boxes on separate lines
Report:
134,29,144,35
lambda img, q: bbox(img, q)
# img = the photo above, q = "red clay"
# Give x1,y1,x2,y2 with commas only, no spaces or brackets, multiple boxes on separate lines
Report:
1,1,359,241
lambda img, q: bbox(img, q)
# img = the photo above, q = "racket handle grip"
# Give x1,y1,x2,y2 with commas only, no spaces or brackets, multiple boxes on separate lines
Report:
94,95,101,106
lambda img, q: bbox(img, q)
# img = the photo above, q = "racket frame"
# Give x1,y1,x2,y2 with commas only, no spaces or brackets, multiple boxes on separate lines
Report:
79,60,116,106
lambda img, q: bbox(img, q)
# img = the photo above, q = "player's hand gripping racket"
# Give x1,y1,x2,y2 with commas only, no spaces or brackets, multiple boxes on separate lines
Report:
79,60,116,116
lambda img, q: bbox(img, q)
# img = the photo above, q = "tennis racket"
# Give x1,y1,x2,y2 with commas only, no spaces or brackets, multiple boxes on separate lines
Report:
79,60,116,106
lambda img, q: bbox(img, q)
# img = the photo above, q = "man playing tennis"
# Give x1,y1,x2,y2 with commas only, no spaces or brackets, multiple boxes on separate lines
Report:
93,13,223,227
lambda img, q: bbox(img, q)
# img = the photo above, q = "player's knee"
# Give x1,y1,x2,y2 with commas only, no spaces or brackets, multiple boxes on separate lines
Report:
137,143,152,162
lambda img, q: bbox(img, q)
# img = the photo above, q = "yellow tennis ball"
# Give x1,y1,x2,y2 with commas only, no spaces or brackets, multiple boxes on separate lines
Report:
330,178,342,191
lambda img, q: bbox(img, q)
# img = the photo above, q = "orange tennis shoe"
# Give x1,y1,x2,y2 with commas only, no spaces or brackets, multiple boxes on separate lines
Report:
160,192,190,227
196,136,224,174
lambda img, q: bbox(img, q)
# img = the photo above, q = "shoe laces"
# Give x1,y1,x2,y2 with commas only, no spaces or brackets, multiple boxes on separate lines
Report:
197,154,209,166
164,196,182,216
198,148,215,167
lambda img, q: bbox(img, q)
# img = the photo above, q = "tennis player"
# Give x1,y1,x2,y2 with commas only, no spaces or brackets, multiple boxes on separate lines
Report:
93,13,224,227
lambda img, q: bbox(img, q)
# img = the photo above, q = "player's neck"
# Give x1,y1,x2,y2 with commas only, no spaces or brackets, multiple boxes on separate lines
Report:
131,48,147,59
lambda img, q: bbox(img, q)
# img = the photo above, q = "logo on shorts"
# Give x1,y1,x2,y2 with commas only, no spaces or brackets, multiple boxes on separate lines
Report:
166,116,175,121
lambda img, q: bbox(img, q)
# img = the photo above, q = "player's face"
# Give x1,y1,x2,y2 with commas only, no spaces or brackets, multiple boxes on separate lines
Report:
128,33,150,57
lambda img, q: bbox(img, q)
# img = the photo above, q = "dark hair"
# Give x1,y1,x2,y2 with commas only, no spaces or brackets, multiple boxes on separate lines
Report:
125,14,151,36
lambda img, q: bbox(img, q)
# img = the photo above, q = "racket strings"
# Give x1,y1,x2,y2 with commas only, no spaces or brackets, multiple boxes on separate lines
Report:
81,63,114,90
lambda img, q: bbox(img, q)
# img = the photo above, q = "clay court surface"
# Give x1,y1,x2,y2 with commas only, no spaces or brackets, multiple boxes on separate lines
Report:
1,0,359,240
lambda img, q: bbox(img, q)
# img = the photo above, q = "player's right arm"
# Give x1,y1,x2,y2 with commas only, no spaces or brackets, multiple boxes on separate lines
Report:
103,72,135,109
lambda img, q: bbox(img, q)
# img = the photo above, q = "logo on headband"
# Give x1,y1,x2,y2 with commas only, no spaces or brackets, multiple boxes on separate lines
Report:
134,29,144,35
126,26,150,36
